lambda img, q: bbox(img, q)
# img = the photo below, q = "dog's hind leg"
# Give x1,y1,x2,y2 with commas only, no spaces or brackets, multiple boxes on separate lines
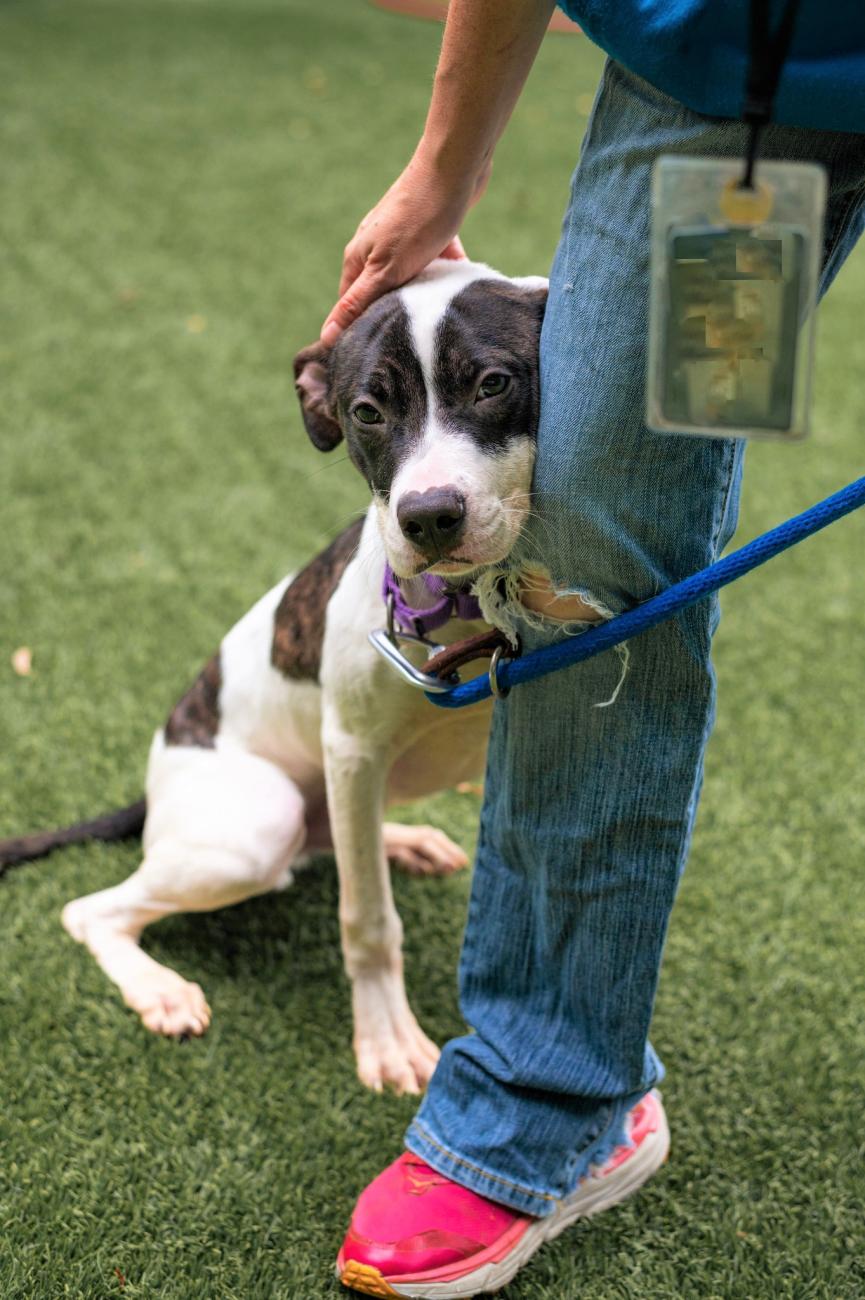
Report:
62,875,215,1036
62,741,307,1037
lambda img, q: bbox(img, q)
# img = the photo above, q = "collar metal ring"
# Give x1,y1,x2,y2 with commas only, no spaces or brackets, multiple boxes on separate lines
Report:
488,643,511,699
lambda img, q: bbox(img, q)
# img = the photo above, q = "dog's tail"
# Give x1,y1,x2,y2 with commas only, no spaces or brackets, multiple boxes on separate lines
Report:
0,799,147,877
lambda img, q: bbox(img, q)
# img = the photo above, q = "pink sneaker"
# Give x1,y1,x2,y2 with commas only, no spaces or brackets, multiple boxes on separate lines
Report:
337,1090,669,1298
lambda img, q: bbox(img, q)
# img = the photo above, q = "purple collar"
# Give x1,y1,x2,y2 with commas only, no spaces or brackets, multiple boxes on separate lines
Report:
383,563,483,638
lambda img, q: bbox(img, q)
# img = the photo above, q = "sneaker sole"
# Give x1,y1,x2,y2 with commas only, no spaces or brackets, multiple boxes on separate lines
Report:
339,1095,670,1299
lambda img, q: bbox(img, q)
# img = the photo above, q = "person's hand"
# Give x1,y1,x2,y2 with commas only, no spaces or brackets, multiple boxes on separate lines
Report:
318,0,554,343
320,148,491,344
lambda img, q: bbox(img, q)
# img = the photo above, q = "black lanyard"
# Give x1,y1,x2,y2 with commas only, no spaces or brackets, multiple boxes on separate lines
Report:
742,0,802,187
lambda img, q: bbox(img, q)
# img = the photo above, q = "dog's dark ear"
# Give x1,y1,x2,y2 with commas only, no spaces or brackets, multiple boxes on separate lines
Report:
294,341,343,452
512,276,549,324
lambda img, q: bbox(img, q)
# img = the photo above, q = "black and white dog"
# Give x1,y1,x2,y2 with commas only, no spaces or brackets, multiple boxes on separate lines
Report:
1,259,547,1094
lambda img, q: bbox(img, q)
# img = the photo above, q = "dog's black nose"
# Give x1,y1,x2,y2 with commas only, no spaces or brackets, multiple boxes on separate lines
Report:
397,486,466,554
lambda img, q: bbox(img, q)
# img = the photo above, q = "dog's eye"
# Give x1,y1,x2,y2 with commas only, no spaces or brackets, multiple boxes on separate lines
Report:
352,402,383,426
476,373,510,401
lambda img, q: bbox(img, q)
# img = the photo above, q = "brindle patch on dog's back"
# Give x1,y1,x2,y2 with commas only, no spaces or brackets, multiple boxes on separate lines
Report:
271,517,364,681
165,653,222,749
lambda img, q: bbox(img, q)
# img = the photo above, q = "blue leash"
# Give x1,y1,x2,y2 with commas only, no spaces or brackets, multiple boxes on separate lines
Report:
426,474,865,710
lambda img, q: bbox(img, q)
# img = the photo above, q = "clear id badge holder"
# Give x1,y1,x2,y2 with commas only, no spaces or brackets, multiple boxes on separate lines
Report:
647,157,826,440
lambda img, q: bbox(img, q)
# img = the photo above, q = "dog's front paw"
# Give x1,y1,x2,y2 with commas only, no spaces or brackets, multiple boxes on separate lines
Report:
352,968,440,1095
383,822,469,877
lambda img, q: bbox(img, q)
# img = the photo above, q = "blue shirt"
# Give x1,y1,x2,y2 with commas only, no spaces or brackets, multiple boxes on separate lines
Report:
558,1,865,133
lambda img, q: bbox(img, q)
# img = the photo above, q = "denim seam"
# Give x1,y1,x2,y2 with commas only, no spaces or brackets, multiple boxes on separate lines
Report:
409,1121,558,1203
559,1102,617,1190
830,183,865,252
709,438,738,558
562,60,615,286
822,174,865,288
461,778,496,972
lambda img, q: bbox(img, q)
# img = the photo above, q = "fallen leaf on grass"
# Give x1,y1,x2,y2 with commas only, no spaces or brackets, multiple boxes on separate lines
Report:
11,646,32,676
186,314,207,334
303,65,328,95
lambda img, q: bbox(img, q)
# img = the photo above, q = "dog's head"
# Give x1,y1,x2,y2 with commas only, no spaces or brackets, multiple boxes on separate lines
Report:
294,260,547,579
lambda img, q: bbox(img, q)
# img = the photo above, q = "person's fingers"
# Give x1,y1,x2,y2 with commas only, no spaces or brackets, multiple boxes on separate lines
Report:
439,235,468,260
322,236,465,342
320,264,385,343
337,238,368,299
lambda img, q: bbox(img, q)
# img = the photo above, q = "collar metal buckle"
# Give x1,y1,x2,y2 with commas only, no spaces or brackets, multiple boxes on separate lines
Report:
368,593,458,694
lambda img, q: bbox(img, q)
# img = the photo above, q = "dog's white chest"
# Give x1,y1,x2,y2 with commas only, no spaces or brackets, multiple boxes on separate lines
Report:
386,694,493,804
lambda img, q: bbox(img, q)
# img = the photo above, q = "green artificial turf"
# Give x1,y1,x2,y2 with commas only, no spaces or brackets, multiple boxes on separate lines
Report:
1,2,863,1296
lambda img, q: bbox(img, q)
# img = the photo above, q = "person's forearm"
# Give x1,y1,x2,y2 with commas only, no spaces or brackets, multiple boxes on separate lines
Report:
416,0,557,188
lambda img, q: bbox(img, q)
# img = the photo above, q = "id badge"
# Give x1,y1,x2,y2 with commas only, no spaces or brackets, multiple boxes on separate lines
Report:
647,156,826,441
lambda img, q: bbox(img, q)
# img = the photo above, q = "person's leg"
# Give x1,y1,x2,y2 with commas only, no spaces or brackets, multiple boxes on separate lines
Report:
403,61,865,1214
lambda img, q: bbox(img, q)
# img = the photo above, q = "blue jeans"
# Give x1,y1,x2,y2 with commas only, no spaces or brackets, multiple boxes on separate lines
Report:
406,60,865,1217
